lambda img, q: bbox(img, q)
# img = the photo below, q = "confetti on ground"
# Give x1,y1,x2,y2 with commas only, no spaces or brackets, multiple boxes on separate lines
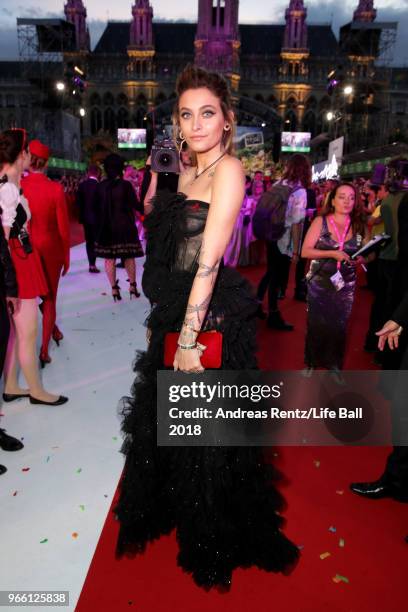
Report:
0,412,4,417
333,574,349,584
112,437,118,441
40,539,48,544
79,505,85,511
12,491,18,496
336,490,344,495
52,446,60,449
314,460,320,468
104,494,108,498
22,468,30,472
329,526,337,533
46,456,50,463
339,539,345,548
101,292,107,296
320,552,331,560
76,468,82,474
72,532,79,539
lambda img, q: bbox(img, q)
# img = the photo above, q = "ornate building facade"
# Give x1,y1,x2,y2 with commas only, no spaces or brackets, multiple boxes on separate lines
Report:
0,0,407,159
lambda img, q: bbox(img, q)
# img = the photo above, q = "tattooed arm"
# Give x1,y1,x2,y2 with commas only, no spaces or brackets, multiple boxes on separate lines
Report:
173,156,245,372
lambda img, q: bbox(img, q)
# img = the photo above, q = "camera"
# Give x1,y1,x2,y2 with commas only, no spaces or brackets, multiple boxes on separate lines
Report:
151,139,180,174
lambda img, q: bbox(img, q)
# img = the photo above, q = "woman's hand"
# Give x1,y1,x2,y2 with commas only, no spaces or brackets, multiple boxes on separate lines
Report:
173,347,205,373
146,327,152,345
376,320,402,351
332,250,351,263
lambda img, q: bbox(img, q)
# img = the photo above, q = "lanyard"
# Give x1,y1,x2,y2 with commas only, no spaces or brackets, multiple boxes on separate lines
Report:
329,216,350,270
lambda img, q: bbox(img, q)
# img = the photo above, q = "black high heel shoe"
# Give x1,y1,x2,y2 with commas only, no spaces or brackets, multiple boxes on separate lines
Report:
129,282,140,299
112,282,122,302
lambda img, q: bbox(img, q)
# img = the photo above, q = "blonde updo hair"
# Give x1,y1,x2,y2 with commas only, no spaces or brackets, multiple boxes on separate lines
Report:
172,64,235,164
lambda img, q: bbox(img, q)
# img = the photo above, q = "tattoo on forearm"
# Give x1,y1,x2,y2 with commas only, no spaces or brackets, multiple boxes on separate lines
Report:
197,259,221,280
186,294,212,324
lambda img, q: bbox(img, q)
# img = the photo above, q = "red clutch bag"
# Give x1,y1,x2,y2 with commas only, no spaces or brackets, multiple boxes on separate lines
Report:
164,331,223,368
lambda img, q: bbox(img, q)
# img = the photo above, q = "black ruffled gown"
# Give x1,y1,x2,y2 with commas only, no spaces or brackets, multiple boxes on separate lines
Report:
115,192,299,588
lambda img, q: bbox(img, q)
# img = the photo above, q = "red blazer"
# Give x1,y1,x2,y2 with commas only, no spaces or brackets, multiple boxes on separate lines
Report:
22,173,70,269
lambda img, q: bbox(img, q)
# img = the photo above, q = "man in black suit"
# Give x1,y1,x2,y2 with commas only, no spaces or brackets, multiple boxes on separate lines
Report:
350,293,408,502
0,221,24,475
76,164,101,273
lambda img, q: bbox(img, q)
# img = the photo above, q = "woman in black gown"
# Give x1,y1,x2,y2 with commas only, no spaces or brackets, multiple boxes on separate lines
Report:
94,154,144,301
115,65,299,589
302,183,367,373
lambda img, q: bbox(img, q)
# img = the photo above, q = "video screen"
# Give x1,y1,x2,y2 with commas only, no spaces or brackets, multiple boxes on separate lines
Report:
117,129,147,149
281,131,311,153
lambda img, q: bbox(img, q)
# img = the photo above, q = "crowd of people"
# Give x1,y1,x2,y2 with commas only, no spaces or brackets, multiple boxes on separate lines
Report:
1,64,408,588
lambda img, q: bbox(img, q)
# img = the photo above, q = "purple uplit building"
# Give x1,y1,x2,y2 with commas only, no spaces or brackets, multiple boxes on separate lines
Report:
0,1,406,157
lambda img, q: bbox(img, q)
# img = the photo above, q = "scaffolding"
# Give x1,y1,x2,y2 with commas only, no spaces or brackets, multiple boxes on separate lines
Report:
17,18,75,80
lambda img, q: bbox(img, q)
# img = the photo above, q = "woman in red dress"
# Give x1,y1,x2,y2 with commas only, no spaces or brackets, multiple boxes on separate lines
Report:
22,140,70,367
0,128,67,405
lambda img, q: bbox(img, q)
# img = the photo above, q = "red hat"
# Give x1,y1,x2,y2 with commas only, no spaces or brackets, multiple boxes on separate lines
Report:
29,140,50,161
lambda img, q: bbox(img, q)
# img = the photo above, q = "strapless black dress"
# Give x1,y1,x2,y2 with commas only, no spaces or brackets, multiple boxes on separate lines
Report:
115,192,299,589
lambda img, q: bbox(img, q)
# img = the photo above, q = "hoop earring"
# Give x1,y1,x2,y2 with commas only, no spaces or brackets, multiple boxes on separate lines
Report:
224,124,231,131
178,139,187,155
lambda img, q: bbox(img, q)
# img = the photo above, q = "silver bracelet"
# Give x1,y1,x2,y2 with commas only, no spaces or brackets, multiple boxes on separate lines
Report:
177,342,197,350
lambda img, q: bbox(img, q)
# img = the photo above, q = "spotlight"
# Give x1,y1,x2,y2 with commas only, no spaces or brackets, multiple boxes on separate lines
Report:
261,122,266,127
79,108,86,117
326,111,334,121
343,85,353,95
56,81,65,91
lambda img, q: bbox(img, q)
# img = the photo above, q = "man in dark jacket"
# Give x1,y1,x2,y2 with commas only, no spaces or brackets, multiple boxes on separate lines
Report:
0,221,24,475
76,164,101,273
350,293,408,503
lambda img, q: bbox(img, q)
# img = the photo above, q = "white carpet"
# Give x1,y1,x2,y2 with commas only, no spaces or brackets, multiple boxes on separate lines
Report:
0,244,148,611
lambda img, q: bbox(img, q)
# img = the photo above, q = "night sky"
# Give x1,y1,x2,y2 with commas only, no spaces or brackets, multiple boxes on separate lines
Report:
0,1,407,64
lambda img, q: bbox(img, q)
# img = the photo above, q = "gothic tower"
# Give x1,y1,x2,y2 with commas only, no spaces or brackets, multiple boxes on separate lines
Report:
130,0,154,48
127,1,155,83
195,0,241,93
64,0,90,51
279,0,310,127
353,0,377,23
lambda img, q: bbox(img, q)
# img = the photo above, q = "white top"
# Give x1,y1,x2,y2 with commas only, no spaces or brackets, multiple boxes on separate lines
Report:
276,179,307,257
0,181,31,229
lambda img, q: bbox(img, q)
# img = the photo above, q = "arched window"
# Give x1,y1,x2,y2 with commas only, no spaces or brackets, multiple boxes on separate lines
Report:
117,107,129,129
135,107,147,128
117,93,128,106
285,110,297,132
103,92,114,106
305,96,317,111
104,107,116,133
303,111,316,136
91,107,102,134
90,92,101,106
155,92,166,106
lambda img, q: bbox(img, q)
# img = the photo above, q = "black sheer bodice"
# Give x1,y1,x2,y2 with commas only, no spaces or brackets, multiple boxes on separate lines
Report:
115,191,299,589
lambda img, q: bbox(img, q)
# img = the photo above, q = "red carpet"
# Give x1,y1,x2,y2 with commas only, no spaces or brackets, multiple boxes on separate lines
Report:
76,265,406,612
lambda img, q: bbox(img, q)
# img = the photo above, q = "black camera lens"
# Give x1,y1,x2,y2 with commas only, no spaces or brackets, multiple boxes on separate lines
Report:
159,153,171,166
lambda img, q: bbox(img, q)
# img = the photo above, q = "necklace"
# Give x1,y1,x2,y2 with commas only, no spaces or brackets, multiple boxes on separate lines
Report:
194,152,226,181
